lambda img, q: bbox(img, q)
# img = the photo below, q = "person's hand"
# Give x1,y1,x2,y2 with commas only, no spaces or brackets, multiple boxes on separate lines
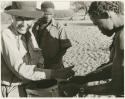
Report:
37,63,44,68
52,66,75,79
69,76,86,84
59,82,82,97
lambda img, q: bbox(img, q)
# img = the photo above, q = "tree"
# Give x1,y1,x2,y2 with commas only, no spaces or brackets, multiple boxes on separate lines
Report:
1,1,12,24
1,1,11,10
71,1,91,20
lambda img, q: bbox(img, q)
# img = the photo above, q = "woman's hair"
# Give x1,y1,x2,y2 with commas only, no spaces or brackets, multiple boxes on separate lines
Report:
88,1,124,18
41,1,55,9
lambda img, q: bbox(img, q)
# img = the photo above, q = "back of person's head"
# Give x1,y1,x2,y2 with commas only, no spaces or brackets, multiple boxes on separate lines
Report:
88,1,124,18
41,1,55,9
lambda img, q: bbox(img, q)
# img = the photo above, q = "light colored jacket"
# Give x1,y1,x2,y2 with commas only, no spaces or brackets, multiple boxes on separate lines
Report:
1,24,45,86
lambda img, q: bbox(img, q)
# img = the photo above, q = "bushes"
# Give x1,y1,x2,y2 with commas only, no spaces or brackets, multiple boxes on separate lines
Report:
54,10,74,19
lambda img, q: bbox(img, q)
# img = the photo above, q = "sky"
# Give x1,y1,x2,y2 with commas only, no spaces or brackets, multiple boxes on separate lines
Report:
37,1,70,10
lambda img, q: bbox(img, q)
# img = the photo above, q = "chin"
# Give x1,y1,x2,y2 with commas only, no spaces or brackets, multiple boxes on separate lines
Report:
103,32,114,37
17,30,27,34
46,20,51,23
102,29,114,37
106,34,113,37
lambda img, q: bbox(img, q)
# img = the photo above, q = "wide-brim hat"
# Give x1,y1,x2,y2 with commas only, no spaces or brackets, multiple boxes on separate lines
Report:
4,1,44,19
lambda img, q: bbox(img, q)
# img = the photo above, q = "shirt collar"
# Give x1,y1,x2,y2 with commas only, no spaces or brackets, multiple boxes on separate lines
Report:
51,18,57,27
9,24,19,36
46,19,57,31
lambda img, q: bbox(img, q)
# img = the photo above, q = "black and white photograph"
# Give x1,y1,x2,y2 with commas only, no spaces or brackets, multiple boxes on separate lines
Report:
0,0,124,97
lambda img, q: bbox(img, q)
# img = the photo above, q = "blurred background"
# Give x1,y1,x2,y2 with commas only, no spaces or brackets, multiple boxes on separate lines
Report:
1,1,92,24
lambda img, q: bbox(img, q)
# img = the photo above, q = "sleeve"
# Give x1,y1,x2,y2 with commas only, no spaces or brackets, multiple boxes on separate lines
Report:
32,19,41,45
1,30,46,81
58,24,72,50
119,30,124,50
112,31,124,93
32,20,39,36
28,29,44,67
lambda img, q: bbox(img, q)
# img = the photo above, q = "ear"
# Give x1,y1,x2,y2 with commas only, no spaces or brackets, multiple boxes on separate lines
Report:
106,11,117,19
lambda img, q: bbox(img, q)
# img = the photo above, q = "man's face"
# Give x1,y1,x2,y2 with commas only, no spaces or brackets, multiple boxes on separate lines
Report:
13,16,34,34
42,8,54,23
90,15,114,37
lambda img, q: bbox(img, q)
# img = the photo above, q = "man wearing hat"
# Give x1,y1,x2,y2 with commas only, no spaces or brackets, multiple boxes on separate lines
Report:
1,1,75,97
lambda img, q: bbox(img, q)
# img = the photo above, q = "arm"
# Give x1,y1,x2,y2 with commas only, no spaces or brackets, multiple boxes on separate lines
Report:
49,25,72,63
32,19,41,39
112,30,124,94
81,30,124,96
69,60,112,84
1,30,74,81
59,25,72,50
1,29,46,81
28,29,44,68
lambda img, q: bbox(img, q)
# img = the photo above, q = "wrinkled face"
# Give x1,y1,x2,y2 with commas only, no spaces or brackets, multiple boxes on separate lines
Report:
12,16,34,34
42,8,54,23
90,16,114,37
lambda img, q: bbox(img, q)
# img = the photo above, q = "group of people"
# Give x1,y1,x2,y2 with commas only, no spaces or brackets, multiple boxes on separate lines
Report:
1,1,124,97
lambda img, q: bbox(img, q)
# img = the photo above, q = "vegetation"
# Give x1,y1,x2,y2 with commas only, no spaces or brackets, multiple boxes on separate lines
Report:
70,1,91,20
54,10,74,19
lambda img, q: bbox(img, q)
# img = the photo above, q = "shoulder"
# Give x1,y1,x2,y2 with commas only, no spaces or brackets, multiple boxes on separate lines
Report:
53,20,65,30
2,27,11,37
117,28,124,50
33,18,44,29
1,26,16,40
119,28,124,40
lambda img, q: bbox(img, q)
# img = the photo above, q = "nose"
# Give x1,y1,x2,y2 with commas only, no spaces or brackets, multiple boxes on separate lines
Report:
44,14,49,18
21,20,32,27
